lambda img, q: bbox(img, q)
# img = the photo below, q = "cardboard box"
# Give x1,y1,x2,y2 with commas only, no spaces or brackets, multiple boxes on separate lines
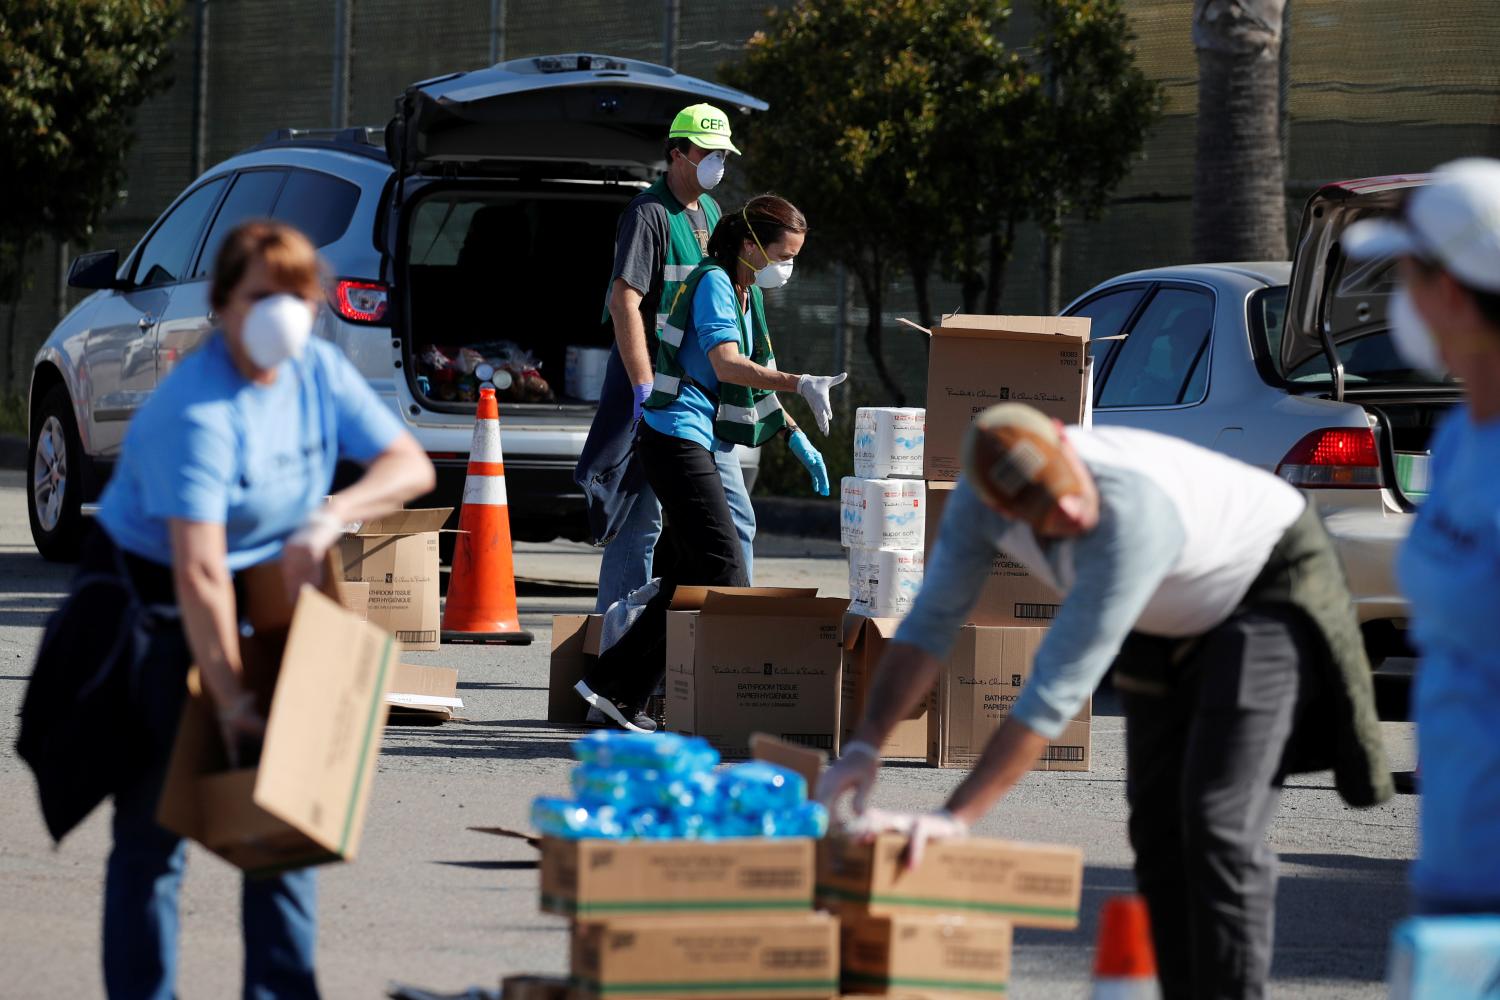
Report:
817,833,1084,930
923,314,1091,482
156,586,398,873
841,913,1012,998
339,507,453,651
386,663,462,723
665,590,846,758
840,616,929,759
926,482,1061,627
339,580,370,620
927,625,1090,771
549,614,605,725
571,912,839,1000
539,836,816,918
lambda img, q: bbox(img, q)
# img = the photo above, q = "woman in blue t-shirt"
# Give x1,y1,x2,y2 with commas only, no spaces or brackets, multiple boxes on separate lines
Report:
88,221,435,997
574,194,847,732
1345,159,1500,915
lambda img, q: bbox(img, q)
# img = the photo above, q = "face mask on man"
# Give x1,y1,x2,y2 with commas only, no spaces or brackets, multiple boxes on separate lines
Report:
1389,287,1446,374
243,293,314,370
694,150,726,191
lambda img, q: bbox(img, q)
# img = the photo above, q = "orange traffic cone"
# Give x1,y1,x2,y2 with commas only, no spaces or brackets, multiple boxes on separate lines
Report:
441,387,533,645
1092,895,1161,999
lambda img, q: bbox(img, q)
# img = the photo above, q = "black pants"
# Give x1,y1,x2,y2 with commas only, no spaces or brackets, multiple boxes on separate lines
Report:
1118,605,1320,1000
584,424,748,706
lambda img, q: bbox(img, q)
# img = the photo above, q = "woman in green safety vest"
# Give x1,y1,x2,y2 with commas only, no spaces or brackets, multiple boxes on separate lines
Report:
574,193,848,732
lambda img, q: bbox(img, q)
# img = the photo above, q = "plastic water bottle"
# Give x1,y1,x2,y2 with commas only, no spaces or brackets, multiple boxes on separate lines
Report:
571,765,661,808
530,797,624,839
719,762,807,816
572,731,719,775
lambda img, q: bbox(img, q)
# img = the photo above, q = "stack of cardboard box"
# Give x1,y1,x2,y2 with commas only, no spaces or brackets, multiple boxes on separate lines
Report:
912,316,1093,770
920,315,1094,772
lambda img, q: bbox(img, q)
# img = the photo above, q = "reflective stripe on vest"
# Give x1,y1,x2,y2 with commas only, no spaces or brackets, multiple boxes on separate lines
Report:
719,393,783,425
660,322,686,348
662,264,695,282
652,371,681,396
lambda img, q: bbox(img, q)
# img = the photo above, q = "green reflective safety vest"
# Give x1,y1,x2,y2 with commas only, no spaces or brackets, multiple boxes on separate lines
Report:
644,260,789,448
601,178,721,356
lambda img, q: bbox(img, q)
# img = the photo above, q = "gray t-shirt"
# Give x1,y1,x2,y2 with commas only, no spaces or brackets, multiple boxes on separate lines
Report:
606,192,709,334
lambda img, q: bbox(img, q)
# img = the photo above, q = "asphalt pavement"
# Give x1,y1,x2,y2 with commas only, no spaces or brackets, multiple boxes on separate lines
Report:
0,470,1419,999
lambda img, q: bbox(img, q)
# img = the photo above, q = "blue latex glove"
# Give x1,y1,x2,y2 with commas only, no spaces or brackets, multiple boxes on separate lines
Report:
789,429,830,496
631,383,652,429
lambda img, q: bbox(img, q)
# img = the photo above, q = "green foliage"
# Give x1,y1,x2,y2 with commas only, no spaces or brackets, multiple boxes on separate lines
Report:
1029,0,1166,232
0,392,27,436
0,0,183,300
723,0,1162,417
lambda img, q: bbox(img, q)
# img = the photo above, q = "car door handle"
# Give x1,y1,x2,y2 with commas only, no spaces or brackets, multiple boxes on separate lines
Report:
138,314,157,329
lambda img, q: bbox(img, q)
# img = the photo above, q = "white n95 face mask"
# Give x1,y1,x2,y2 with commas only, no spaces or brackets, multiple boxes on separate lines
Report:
243,293,314,370
695,150,727,191
1389,288,1446,375
754,258,794,290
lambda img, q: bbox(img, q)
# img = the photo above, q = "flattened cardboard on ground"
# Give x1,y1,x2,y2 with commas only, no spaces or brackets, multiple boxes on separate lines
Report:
923,314,1091,482
665,590,845,758
539,836,816,918
500,975,569,1000
817,833,1083,931
840,615,930,759
548,614,605,725
339,507,453,652
157,586,397,873
571,911,838,1000
926,482,1062,627
928,625,1091,772
386,663,462,723
841,912,1012,999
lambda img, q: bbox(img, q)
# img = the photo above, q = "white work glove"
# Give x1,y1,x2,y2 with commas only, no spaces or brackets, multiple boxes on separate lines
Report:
281,507,345,603
815,739,880,817
796,371,848,435
845,807,970,870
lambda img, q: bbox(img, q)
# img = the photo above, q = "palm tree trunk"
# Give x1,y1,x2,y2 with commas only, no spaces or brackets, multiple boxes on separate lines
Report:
1191,0,1289,262
984,215,1017,315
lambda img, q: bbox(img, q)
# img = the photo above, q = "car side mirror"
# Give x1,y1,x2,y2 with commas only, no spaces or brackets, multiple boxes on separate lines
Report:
67,249,126,291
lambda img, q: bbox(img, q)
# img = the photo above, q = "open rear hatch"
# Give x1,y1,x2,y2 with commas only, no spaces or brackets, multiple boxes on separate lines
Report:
383,54,766,414
1282,175,1462,506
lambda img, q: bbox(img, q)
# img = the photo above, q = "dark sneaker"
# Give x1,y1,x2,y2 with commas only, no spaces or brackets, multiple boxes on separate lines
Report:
574,680,657,734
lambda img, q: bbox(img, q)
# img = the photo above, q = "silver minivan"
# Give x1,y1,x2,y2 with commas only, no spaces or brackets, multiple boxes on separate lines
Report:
28,53,765,559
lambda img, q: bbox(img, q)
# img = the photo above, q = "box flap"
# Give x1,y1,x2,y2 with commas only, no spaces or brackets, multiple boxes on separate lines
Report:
252,587,397,856
390,663,459,700
669,585,817,611
840,613,904,647
750,733,826,791
933,314,1091,344
240,551,347,631
350,507,454,536
699,592,848,620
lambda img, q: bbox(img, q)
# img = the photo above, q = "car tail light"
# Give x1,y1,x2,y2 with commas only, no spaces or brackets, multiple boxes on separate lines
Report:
332,279,389,323
1275,428,1381,488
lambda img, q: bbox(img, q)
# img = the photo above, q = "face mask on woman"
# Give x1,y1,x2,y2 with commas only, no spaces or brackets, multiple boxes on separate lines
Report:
738,209,795,290
242,293,314,370
695,150,726,191
1389,287,1446,374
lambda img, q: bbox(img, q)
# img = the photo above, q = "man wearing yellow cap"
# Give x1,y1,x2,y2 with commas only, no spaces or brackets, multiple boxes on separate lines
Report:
575,103,759,614
819,404,1392,1000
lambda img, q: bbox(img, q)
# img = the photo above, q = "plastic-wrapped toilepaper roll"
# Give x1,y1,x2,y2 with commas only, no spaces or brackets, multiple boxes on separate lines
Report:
853,407,925,479
848,547,924,617
840,477,925,549
565,345,611,401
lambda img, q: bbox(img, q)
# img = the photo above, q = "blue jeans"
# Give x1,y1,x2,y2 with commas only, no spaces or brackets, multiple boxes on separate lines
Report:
594,447,755,612
102,623,319,999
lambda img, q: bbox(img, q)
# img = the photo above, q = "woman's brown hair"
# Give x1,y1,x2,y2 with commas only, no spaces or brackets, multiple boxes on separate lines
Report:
209,220,323,311
706,193,807,284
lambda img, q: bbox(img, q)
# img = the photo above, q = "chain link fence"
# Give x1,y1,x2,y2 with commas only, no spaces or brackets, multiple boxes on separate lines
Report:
7,0,1500,410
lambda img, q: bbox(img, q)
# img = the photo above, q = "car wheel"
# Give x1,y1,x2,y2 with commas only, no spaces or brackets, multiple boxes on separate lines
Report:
28,385,85,562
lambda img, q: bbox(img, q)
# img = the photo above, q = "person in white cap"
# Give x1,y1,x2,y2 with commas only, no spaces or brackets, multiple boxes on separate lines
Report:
1344,157,1500,915
818,404,1392,1000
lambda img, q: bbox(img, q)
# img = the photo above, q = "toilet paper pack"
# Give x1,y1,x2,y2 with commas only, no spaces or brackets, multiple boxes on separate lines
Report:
840,477,925,549
564,345,611,401
848,547,925,618
853,407,925,479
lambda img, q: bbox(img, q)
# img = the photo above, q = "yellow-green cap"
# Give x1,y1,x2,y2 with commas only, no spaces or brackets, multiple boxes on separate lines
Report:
668,103,740,154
